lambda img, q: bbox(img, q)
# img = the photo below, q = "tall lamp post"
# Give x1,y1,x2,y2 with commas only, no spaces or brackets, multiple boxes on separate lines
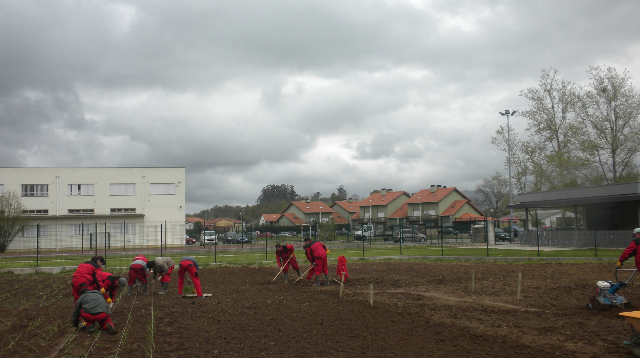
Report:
499,109,517,237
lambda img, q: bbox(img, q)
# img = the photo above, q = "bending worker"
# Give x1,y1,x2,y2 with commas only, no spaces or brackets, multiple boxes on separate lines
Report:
618,228,640,271
71,256,105,302
98,271,127,305
178,256,203,298
72,288,117,335
275,243,302,283
303,237,330,287
152,256,175,295
127,258,153,295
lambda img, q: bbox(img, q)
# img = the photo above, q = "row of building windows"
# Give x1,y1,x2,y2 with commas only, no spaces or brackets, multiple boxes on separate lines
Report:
21,208,137,216
22,223,137,237
8,183,176,197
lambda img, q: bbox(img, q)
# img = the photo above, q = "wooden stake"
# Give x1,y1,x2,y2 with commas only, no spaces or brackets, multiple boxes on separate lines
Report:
340,272,346,299
472,270,475,292
517,271,522,300
369,284,373,306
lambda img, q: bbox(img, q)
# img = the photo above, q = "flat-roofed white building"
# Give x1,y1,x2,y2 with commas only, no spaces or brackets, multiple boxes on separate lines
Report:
0,167,185,251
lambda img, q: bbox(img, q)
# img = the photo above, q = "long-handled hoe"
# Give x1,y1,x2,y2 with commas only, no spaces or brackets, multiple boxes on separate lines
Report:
293,265,315,285
271,257,292,283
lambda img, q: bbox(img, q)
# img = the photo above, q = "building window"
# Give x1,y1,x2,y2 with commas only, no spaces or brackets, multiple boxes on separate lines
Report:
69,184,94,196
22,209,49,216
68,209,95,215
22,184,48,197
110,183,135,196
150,183,175,195
23,225,49,237
110,223,136,235
111,208,136,214
67,224,96,236
0,184,4,194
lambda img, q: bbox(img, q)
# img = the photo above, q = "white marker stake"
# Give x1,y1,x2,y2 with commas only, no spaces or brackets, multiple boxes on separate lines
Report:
369,284,373,306
340,272,345,299
472,270,475,293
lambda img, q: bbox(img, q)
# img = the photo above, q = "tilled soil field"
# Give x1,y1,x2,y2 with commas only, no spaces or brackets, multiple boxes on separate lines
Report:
1,260,640,357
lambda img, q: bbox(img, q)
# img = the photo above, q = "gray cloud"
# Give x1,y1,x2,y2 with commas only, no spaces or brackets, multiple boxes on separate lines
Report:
2,0,640,213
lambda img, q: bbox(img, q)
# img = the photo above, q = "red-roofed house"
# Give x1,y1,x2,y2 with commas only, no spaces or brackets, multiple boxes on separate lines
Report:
259,213,282,225
397,185,484,233
331,200,361,228
277,212,305,226
280,200,338,224
357,189,411,235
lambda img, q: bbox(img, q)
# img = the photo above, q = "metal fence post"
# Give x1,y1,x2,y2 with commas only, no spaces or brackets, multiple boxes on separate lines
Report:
81,222,84,255
160,223,163,257
104,222,107,265
36,223,40,268
123,221,126,253
95,222,98,257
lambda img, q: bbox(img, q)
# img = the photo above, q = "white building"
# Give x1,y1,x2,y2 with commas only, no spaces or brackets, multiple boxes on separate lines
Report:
0,167,185,251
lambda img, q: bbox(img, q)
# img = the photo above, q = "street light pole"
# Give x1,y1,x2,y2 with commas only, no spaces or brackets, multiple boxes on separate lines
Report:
499,109,517,238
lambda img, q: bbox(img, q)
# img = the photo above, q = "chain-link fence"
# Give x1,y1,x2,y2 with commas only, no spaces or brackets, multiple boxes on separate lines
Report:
0,227,633,270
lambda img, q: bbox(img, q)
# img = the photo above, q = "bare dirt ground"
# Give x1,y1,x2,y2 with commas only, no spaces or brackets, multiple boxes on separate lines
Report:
1,260,640,357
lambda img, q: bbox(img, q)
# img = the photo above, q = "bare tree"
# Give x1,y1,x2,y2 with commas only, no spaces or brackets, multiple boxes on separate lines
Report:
474,173,510,217
575,66,640,184
0,191,29,252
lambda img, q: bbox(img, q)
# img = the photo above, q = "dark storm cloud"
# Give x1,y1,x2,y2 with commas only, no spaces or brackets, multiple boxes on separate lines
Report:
1,0,640,212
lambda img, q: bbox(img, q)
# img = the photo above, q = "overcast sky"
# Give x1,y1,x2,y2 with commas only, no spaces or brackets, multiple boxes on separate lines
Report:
2,0,640,214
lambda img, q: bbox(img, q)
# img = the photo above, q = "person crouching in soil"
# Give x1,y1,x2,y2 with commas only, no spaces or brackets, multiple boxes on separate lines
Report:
303,238,330,287
152,257,175,295
71,256,105,303
98,271,127,306
71,288,117,335
178,256,203,297
127,258,153,295
275,243,302,283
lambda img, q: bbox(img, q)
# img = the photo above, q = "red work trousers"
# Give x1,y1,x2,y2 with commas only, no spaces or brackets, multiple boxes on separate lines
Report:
281,255,300,273
128,264,148,285
160,265,174,283
178,261,203,297
312,256,328,276
81,310,114,330
71,278,99,302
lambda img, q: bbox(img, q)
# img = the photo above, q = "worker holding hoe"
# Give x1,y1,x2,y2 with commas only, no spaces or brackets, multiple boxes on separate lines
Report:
71,256,105,303
178,256,204,297
127,257,153,295
275,243,302,283
71,288,117,335
152,256,175,295
303,238,330,287
617,228,640,271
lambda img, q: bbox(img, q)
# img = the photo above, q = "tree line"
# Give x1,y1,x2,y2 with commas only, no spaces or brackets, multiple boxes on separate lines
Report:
476,65,640,216
190,184,355,224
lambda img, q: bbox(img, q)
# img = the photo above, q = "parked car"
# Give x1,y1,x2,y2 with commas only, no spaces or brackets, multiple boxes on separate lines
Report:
335,230,350,236
301,230,317,238
438,227,459,236
185,235,196,245
236,233,252,244
280,231,296,237
393,229,426,243
221,232,237,244
495,228,511,242
200,231,218,245
257,232,275,238
354,224,373,241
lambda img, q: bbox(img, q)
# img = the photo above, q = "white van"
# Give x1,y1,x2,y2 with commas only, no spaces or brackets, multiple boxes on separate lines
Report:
200,231,218,246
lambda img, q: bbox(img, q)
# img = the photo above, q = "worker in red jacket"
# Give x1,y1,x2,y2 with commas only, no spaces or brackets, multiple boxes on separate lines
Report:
133,254,149,263
303,238,329,287
98,271,127,305
618,228,640,271
275,244,301,282
71,256,105,302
